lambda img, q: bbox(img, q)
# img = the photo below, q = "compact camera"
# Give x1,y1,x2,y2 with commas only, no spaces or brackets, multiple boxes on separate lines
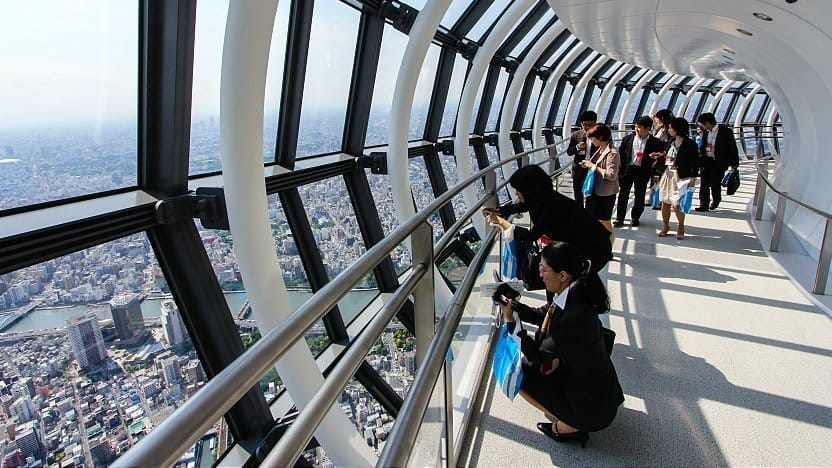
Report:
492,282,521,306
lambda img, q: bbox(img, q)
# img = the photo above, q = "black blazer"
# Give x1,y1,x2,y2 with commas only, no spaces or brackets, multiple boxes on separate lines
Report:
665,138,699,179
699,124,740,170
510,284,624,432
618,133,665,178
499,192,612,274
566,129,598,167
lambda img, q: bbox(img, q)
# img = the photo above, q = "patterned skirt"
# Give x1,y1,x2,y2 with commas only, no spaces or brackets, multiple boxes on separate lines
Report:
658,167,680,205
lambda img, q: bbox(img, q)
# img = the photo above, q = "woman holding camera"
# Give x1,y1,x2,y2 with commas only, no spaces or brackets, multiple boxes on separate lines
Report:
501,241,624,447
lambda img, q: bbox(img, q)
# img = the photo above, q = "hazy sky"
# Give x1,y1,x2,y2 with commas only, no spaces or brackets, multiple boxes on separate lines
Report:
0,0,479,131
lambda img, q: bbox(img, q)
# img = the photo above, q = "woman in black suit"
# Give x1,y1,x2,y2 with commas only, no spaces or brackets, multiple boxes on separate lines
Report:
501,242,624,447
651,117,698,239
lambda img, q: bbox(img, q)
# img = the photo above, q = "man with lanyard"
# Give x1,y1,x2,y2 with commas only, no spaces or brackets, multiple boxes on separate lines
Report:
614,116,666,227
567,110,598,207
695,112,739,211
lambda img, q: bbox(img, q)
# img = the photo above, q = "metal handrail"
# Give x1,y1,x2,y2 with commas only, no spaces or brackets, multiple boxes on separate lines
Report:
114,140,567,467
378,223,500,467
752,156,832,294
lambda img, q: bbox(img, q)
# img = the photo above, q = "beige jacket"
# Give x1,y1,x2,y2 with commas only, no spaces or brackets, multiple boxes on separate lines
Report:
588,145,620,197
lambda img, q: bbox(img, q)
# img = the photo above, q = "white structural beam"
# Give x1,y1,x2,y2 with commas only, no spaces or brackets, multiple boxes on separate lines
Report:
498,22,565,175
594,62,634,119
387,0,454,317
618,70,659,131
454,0,535,236
735,83,763,141
648,74,683,117
708,80,737,113
219,1,375,465
676,77,708,118
561,53,604,137
532,43,587,151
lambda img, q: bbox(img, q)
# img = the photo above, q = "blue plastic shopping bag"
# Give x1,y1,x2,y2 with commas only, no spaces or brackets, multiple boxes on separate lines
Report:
650,185,661,209
492,324,524,400
581,170,595,197
501,231,519,280
721,170,733,187
678,186,695,214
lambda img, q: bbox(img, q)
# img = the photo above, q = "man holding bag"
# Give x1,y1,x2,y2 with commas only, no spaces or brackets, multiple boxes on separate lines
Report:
695,112,739,211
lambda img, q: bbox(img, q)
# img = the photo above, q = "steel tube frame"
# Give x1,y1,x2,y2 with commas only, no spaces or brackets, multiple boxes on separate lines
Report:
261,262,429,467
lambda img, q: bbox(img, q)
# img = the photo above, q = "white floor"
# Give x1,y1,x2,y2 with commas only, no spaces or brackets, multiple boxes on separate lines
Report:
460,166,832,467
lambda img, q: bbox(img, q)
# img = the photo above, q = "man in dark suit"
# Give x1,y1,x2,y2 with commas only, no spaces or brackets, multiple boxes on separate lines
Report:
566,110,598,207
614,116,666,227
695,112,739,211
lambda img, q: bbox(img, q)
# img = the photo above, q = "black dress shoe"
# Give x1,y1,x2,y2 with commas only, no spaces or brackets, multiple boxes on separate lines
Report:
709,203,719,210
631,220,640,227
536,422,589,448
613,220,625,227
694,206,709,212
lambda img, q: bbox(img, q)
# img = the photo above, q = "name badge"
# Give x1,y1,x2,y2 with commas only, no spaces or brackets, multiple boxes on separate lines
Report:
634,150,643,165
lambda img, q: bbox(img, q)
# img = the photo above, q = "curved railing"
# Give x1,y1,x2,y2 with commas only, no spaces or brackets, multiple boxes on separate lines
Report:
114,143,569,467
752,157,832,294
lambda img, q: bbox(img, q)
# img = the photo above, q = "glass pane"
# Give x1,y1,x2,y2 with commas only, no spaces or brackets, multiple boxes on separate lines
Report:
0,233,235,466
715,92,734,121
486,69,510,132
190,0,290,174
728,95,748,123
441,0,471,29
470,71,488,133
410,45,441,140
364,169,413,275
440,154,470,221
572,52,599,75
508,12,555,58
522,78,544,128
657,90,674,112
601,62,623,79
439,253,467,287
367,26,407,147
586,86,603,117
485,146,510,203
625,89,647,124
296,3,359,157
542,39,577,69
700,92,715,115
409,158,445,240
553,83,574,128
0,1,138,211
745,93,767,123
467,2,509,43
684,92,706,121
439,54,469,138
610,88,630,123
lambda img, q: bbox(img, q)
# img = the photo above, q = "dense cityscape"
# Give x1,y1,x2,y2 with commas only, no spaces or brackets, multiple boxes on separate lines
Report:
0,110,464,467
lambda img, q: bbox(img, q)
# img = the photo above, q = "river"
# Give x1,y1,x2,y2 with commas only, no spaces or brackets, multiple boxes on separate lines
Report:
4,289,379,333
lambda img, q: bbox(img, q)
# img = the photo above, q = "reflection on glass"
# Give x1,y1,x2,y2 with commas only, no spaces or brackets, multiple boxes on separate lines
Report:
0,1,138,210
297,3,358,157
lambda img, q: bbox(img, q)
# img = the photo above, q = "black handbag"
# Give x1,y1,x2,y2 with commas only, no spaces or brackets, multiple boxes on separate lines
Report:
601,326,615,357
726,170,740,195
514,227,546,291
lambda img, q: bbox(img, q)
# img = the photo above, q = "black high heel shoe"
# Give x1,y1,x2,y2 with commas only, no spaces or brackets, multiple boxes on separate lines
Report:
536,422,589,448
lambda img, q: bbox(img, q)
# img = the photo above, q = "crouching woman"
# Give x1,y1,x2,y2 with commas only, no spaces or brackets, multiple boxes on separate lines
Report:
501,241,624,447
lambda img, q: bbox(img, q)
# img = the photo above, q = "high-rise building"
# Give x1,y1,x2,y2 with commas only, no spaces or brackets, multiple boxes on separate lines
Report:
160,299,187,349
12,421,42,460
67,313,106,369
161,358,181,387
110,293,145,341
9,397,34,423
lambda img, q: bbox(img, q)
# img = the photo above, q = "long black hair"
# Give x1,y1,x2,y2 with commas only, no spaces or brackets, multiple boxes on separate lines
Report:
541,241,610,314
508,165,554,206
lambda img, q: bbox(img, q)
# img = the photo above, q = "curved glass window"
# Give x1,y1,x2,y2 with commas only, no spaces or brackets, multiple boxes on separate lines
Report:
364,169,413,274
0,1,138,210
609,88,630,123
439,54,469,138
486,68,510,131
522,78,544,128
190,0,290,174
508,12,556,59
297,3,359,157
467,2,509,43
441,0,472,29
542,39,578,69
552,83,574,128
367,27,439,146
